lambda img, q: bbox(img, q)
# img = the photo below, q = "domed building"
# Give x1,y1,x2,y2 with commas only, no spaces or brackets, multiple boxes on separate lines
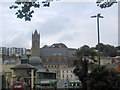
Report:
29,56,42,65
29,56,48,71
11,54,56,89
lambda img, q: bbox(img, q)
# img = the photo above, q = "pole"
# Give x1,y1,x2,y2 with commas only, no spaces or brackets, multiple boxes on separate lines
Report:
97,15,100,65
91,13,103,65
31,69,34,90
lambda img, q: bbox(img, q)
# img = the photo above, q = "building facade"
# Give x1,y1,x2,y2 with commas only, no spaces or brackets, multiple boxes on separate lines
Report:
60,67,78,80
30,30,77,68
0,47,26,56
30,30,78,81
40,47,77,68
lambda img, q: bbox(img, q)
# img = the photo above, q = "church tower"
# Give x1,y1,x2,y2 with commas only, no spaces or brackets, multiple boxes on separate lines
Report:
31,30,40,57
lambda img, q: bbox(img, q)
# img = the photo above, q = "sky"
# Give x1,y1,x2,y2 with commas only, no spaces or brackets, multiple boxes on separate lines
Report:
0,0,118,49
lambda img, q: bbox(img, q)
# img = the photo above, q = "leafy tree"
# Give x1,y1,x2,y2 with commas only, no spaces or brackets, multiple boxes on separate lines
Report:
10,0,56,21
87,65,120,90
51,43,68,48
116,46,120,50
73,44,120,90
96,43,117,57
104,44,117,57
73,45,97,90
73,58,88,90
96,0,117,9
76,45,96,60
42,43,67,48
95,43,105,52
116,46,120,56
42,45,49,48
10,0,117,21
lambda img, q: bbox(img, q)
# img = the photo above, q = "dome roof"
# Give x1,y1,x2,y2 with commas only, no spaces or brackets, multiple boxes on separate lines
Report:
29,56,42,64
21,54,28,60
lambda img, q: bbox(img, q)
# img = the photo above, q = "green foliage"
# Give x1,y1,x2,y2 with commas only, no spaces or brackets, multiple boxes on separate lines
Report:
10,0,52,21
10,1,40,21
74,45,97,89
76,45,96,59
96,0,117,9
87,65,120,90
96,43,105,52
42,43,67,48
73,58,88,90
75,43,119,61
74,63,120,90
96,43,117,57
74,44,120,90
51,43,67,48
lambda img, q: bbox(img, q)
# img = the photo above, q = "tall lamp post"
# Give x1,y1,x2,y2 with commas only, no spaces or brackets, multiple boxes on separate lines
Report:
91,13,103,65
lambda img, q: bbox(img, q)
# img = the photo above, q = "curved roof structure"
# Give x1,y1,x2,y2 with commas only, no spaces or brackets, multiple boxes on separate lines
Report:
29,56,42,64
10,64,35,70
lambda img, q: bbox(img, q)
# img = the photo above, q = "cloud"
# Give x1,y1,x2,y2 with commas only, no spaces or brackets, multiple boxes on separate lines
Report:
0,2,118,49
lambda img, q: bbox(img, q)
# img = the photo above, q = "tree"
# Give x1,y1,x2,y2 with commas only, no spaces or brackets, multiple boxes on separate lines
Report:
74,58,89,90
10,0,58,21
73,44,120,90
73,45,97,90
87,65,120,90
96,0,117,9
95,43,117,57
10,0,117,21
51,43,67,48
116,46,120,56
75,45,96,60
95,43,105,52
104,44,117,57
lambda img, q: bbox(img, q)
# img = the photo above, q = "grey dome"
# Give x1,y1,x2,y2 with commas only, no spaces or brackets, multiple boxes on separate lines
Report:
29,56,42,64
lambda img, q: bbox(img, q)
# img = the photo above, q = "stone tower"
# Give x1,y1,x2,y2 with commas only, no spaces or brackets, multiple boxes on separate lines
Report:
31,30,40,57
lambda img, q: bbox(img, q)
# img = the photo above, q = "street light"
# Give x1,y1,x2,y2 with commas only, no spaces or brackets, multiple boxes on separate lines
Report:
91,13,103,65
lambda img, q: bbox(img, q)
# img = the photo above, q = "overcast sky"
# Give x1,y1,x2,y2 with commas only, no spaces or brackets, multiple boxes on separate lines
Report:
0,0,118,49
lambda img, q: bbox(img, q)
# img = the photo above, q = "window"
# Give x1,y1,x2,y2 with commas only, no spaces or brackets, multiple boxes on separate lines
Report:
67,75,68,78
63,75,64,78
46,59,49,62
14,83,22,88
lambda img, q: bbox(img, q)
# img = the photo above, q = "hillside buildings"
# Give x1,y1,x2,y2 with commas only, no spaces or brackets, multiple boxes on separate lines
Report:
30,30,78,80
0,47,26,56
30,30,77,68
1,30,80,89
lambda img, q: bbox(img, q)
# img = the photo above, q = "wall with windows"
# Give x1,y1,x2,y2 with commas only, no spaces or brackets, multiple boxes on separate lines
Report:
0,47,26,56
60,67,78,80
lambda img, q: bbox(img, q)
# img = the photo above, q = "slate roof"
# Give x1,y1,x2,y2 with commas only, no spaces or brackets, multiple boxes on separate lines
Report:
33,64,48,70
40,48,76,57
11,64,35,70
29,56,42,64
11,55,47,71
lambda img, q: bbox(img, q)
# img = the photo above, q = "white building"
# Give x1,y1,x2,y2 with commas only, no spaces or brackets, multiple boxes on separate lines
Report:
60,67,78,80
48,67,78,80
0,47,26,56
